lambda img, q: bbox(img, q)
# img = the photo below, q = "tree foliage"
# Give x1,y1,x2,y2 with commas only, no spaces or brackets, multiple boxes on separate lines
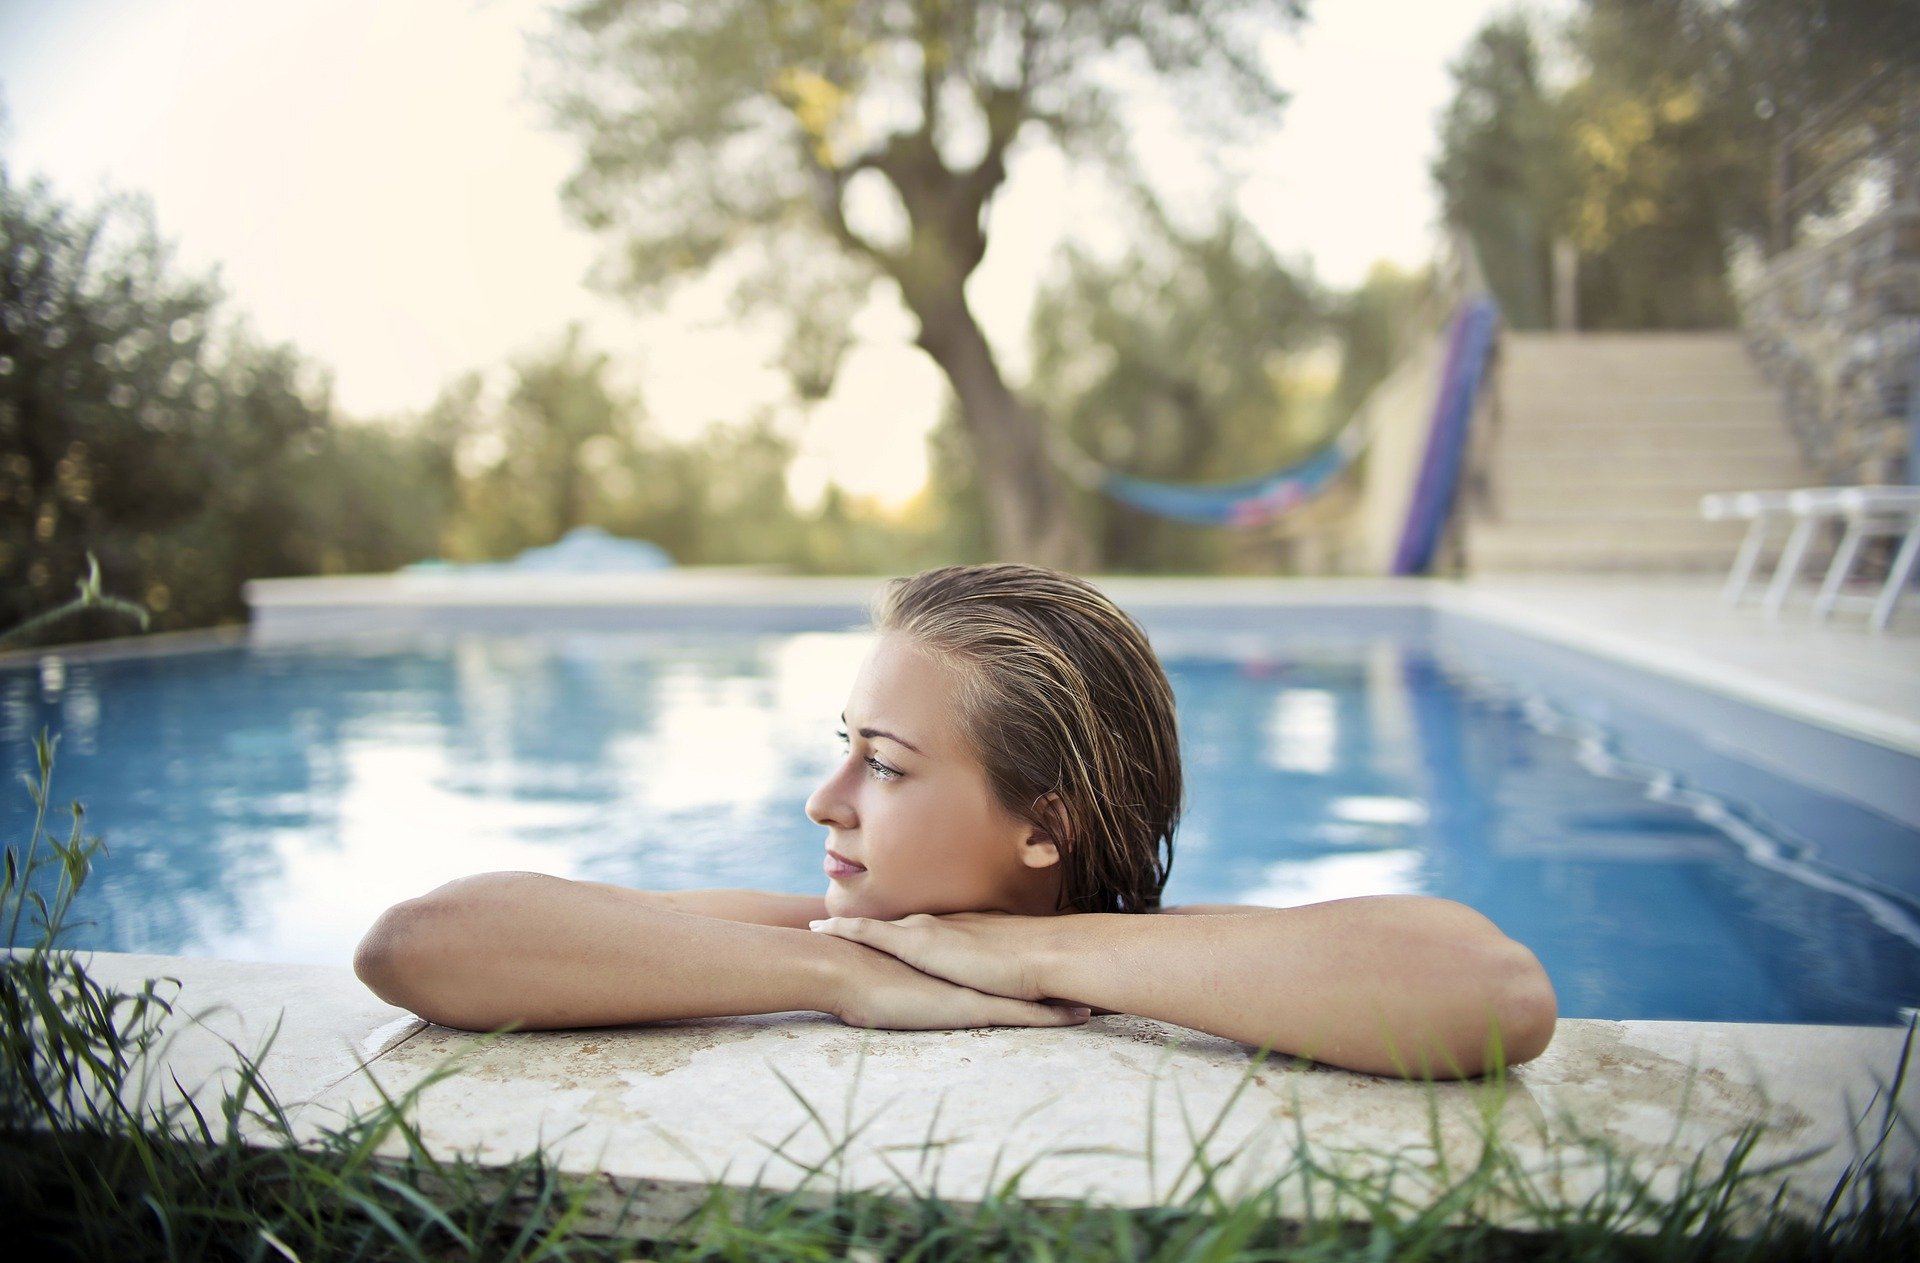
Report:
1021,200,1324,571
0,164,441,636
538,0,1310,564
1435,0,1918,331
1432,15,1565,330
0,153,951,649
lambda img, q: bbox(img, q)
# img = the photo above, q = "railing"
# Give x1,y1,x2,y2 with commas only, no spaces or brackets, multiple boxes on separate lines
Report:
1735,69,1920,485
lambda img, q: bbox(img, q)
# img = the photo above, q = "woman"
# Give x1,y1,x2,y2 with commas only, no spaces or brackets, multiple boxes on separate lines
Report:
355,563,1556,1079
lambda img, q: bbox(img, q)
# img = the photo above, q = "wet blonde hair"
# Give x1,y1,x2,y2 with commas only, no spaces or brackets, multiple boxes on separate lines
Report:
870,563,1182,914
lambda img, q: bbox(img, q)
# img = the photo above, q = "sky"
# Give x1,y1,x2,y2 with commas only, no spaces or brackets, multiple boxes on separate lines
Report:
0,0,1559,510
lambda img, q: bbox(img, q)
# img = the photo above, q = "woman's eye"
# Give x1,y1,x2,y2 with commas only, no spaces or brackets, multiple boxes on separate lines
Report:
836,728,900,781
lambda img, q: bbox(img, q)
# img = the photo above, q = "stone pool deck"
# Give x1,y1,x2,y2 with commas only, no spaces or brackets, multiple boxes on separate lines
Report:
84,951,1916,1238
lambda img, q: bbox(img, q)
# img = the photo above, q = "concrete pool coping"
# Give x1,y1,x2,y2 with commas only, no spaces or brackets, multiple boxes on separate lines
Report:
81,950,1918,1237
15,572,1920,1231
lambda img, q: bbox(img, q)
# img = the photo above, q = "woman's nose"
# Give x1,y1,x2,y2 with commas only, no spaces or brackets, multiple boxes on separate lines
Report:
805,763,855,827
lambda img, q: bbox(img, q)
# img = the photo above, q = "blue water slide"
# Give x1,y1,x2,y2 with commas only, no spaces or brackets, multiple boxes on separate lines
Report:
1391,297,1501,575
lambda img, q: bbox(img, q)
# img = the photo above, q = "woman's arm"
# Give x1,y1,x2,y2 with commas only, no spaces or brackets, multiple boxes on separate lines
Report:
593,884,829,930
353,871,1086,1033
812,895,1557,1079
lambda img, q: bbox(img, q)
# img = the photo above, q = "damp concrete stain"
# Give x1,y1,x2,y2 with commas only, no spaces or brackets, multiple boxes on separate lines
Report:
1522,1022,1814,1146
382,1019,766,1083
818,1029,946,1069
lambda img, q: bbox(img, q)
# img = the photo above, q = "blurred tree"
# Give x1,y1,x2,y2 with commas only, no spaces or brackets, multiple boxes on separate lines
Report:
1432,14,1566,330
442,328,637,559
0,165,226,630
434,339,839,572
1325,262,1433,431
605,412,804,565
1023,200,1323,570
412,369,482,548
1435,0,1916,330
1557,0,1767,327
1,162,447,638
539,0,1309,567
919,396,995,568
505,324,628,542
1733,0,1920,126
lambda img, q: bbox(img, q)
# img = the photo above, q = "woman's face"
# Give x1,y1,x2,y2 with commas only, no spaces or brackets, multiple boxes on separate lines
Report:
806,632,1061,921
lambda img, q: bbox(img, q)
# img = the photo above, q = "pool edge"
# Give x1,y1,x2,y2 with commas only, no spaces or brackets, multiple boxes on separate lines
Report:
74,949,1919,1238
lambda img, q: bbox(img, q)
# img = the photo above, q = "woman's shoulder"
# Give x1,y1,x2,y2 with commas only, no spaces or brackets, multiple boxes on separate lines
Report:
1154,902,1284,915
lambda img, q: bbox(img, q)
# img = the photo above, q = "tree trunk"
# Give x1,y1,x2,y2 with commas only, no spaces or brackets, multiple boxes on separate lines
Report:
912,291,1092,570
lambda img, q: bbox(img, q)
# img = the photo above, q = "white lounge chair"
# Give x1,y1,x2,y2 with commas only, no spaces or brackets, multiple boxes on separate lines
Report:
1701,486,1920,632
1809,486,1920,632
1700,490,1798,606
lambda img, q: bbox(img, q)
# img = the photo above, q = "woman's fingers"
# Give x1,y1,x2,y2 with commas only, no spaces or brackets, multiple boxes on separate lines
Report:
810,915,1037,1000
812,916,933,972
828,938,1090,1030
809,916,872,940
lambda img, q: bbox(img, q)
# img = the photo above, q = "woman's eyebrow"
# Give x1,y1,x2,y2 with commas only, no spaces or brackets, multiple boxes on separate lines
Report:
840,712,926,756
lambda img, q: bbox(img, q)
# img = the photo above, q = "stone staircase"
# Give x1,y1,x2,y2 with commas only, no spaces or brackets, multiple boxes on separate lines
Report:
1464,332,1814,572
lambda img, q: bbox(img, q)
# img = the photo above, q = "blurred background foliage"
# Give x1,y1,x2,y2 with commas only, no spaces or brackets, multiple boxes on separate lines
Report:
2,0,1906,641
1435,0,1914,331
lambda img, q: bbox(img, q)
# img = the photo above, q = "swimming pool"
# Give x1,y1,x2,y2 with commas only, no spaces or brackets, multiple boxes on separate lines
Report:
4,599,1916,1025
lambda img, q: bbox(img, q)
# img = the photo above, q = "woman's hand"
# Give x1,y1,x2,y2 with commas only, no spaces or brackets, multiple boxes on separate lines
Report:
821,930,1088,1031
810,911,1059,1003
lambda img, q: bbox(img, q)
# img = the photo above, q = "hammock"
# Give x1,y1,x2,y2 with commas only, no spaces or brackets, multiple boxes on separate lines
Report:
1045,394,1370,529
1046,298,1500,552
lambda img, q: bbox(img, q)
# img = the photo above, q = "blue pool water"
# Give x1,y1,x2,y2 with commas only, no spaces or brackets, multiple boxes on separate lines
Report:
3,617,1917,1025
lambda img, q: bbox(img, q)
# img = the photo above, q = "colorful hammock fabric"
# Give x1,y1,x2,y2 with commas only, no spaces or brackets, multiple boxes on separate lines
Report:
1055,296,1501,542
1094,408,1369,529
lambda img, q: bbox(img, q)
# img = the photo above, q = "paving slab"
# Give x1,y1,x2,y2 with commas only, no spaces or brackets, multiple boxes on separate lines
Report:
76,951,423,1139
73,952,1920,1239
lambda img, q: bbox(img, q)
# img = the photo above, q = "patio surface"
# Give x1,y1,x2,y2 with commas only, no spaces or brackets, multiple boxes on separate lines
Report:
1444,574,1920,755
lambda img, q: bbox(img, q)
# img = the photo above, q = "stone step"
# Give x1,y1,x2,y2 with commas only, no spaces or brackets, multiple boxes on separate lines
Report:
1461,330,1817,575
1490,482,1788,515
1465,527,1750,569
1494,426,1800,458
1471,507,1748,537
1466,542,1735,573
1499,398,1788,429
1503,332,1755,364
1499,366,1767,390
1491,450,1808,484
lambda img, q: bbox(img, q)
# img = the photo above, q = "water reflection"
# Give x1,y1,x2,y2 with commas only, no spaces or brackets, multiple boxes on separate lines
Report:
1160,643,1920,1024
0,632,860,964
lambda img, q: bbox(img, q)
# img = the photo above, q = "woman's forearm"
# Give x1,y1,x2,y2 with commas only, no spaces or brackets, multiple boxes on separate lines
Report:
354,872,839,1030
1037,896,1557,1078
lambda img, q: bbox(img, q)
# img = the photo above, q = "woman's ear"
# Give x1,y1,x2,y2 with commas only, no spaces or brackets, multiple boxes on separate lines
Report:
1020,792,1071,869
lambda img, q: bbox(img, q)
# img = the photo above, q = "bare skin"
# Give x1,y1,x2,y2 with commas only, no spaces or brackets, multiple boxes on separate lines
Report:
353,878,1554,1078
354,633,1558,1079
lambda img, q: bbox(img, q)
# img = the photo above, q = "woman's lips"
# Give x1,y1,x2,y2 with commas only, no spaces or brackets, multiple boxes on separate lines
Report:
824,850,867,879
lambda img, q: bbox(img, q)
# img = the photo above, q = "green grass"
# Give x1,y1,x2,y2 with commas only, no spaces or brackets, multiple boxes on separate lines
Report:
3,726,1916,1261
